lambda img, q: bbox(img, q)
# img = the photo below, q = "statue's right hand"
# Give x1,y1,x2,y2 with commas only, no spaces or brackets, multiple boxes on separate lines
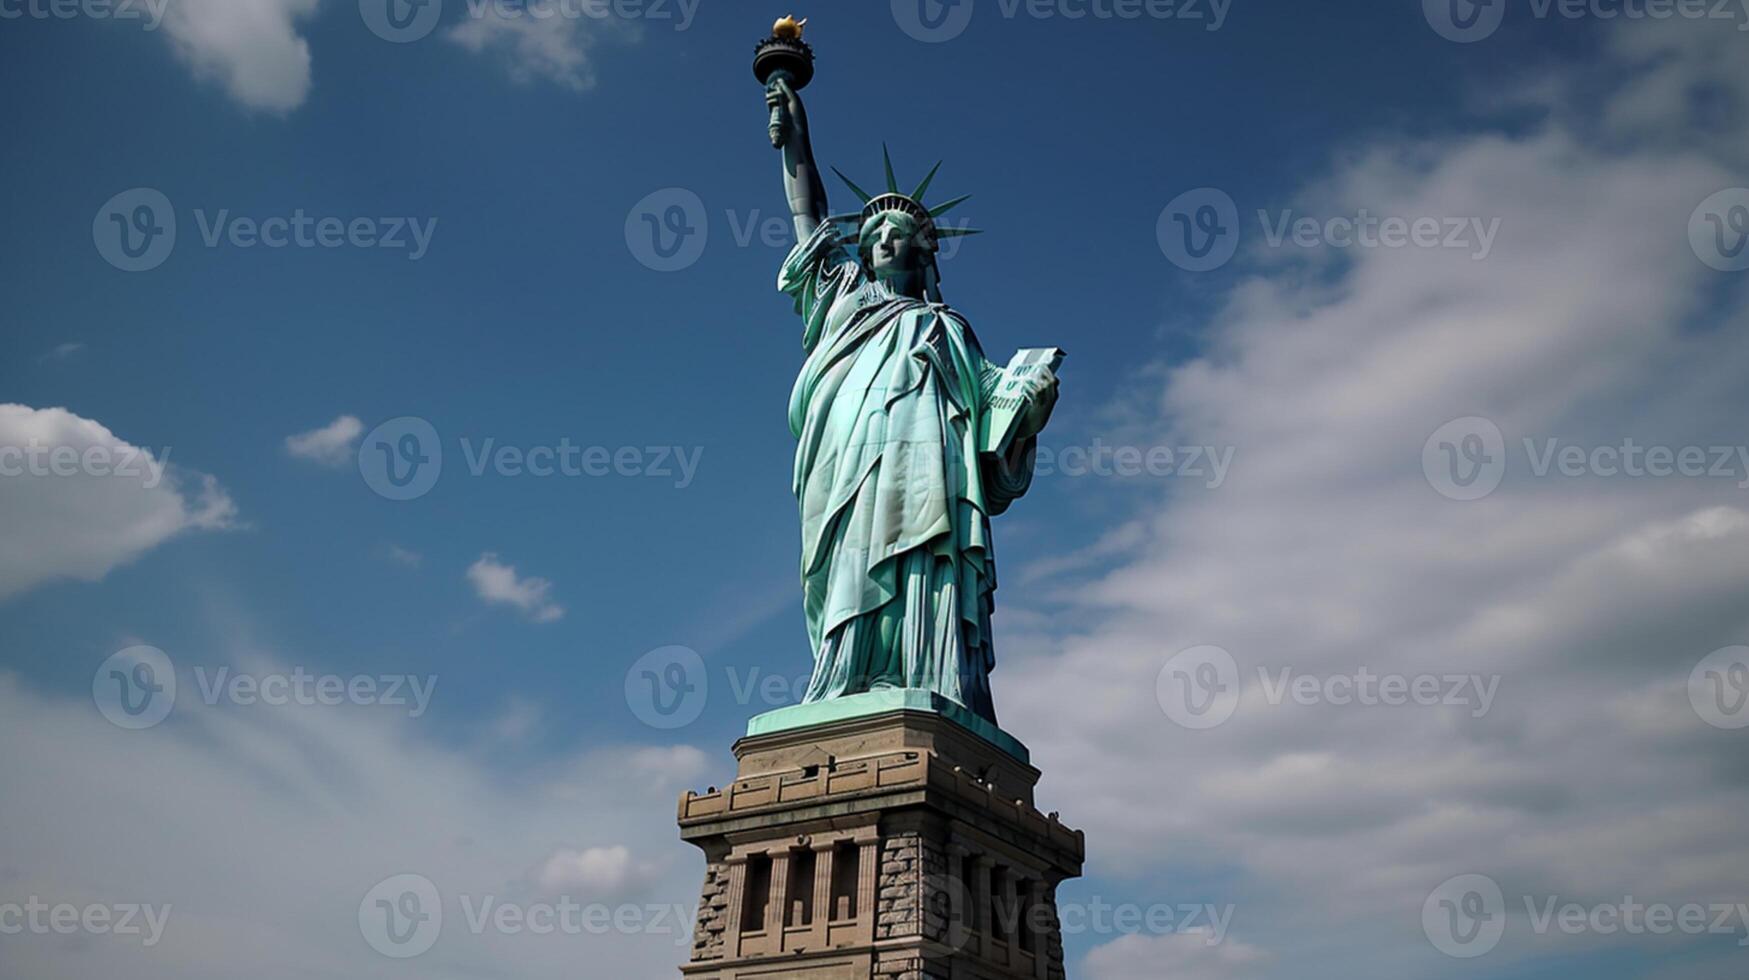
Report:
764,76,806,148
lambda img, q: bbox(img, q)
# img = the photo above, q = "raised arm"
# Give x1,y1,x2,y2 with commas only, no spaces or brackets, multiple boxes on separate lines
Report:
765,76,828,240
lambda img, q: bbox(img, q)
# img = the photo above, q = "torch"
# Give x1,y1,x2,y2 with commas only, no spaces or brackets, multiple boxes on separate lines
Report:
753,15,814,149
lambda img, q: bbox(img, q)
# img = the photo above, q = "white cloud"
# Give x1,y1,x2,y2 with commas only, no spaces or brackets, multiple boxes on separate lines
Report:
1084,931,1269,980
527,845,659,899
0,660,706,979
467,552,565,622
995,21,1749,980
284,414,363,467
159,0,321,113
0,405,238,601
446,9,612,91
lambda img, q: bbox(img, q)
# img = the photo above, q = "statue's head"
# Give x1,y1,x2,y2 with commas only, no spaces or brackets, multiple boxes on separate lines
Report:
832,148,980,300
858,210,931,282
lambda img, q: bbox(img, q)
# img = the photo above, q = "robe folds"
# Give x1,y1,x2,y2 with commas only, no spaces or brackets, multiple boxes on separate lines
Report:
780,223,1037,723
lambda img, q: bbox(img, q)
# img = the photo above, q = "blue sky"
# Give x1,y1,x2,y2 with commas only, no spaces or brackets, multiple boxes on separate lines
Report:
3,2,1749,979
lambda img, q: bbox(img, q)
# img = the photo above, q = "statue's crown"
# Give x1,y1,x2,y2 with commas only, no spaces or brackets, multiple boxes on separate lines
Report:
830,145,981,249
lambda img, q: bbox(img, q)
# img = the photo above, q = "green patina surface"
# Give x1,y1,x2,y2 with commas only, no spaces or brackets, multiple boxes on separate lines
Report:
757,34,1061,748
747,689,1031,764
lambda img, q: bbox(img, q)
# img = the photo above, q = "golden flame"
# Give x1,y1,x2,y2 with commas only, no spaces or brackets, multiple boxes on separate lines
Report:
772,14,806,39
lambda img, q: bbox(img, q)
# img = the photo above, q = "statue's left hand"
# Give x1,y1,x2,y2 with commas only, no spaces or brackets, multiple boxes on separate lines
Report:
1015,367,1060,440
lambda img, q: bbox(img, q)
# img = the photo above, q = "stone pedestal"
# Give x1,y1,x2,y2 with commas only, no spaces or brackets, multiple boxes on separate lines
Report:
678,706,1085,980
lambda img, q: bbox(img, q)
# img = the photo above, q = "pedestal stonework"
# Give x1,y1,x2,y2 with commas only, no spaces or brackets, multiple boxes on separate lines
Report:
678,708,1085,980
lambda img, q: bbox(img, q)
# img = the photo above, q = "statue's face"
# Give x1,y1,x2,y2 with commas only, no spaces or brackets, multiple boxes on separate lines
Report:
860,213,930,282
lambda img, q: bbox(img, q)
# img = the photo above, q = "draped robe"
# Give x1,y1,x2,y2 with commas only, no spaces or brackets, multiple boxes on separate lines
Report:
780,223,1039,724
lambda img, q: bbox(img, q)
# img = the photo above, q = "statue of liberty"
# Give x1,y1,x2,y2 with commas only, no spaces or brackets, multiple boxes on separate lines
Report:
761,43,1061,728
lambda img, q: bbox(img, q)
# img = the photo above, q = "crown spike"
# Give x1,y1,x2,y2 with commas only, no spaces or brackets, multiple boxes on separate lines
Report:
910,160,943,203
927,193,972,218
935,227,984,238
882,144,900,194
832,168,874,205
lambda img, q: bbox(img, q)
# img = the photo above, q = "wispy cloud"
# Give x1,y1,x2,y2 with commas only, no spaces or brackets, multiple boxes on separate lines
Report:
384,543,424,568
998,21,1749,979
526,845,660,900
0,659,704,978
446,7,619,92
1086,931,1270,980
36,342,86,364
